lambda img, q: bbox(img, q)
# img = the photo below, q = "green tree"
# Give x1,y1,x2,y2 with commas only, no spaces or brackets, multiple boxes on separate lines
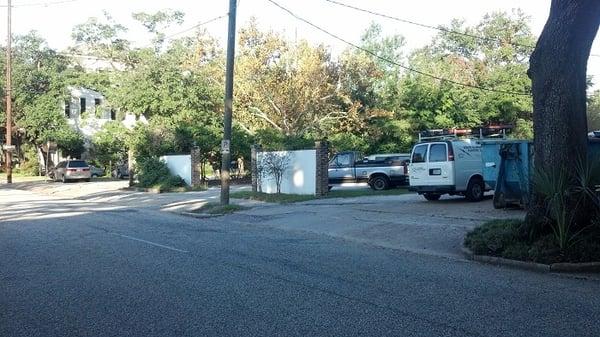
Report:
235,20,339,136
70,11,131,65
4,32,85,163
91,121,129,169
588,90,600,131
400,11,534,134
132,9,185,49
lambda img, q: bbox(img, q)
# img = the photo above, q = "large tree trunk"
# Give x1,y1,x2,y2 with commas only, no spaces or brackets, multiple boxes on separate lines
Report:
527,0,600,226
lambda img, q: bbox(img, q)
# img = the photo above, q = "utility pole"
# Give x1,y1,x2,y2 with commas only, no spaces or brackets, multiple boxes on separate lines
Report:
220,0,237,205
4,0,12,184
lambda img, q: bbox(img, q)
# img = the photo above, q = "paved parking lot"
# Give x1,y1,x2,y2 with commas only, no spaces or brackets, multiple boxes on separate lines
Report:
233,193,525,259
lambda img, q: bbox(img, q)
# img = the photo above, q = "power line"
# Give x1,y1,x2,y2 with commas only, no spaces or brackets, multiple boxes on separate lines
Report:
324,0,600,59
267,0,531,97
324,0,534,49
162,14,227,41
0,0,82,7
138,14,227,49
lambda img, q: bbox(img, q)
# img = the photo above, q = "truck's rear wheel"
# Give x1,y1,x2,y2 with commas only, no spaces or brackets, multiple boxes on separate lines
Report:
370,176,390,191
423,193,441,201
465,178,485,202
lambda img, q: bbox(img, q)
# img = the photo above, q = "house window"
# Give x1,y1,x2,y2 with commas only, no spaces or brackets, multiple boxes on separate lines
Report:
94,98,101,107
80,98,86,113
64,100,71,118
110,109,116,120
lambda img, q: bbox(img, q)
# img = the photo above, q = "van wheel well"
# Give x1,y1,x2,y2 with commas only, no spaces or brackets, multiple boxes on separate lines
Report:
465,175,485,202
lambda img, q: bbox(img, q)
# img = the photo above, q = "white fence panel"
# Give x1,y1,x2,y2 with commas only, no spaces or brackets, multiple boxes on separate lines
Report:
160,155,192,186
258,150,316,195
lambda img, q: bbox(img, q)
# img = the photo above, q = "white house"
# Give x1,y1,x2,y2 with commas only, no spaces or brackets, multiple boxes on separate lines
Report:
64,86,147,140
40,86,147,167
64,87,114,139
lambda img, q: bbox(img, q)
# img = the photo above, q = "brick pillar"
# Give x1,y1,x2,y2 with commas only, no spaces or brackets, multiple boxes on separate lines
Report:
251,144,261,192
315,140,329,197
191,146,202,188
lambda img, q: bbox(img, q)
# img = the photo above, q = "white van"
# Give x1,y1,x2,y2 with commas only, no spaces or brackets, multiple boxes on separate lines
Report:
408,139,487,201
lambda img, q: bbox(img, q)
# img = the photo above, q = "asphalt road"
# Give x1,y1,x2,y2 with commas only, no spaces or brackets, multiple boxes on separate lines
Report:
1,189,600,337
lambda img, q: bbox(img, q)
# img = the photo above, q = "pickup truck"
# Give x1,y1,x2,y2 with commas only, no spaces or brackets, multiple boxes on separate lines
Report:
328,151,410,190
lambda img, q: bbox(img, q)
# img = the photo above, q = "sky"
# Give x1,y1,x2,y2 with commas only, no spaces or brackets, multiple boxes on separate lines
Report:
0,0,599,82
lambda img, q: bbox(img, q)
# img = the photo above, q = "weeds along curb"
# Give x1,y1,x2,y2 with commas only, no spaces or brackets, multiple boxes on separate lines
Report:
124,187,162,194
178,211,222,219
461,247,600,273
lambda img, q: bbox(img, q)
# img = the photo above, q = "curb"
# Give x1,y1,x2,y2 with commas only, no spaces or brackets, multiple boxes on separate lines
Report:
177,211,222,219
124,187,162,194
461,247,600,273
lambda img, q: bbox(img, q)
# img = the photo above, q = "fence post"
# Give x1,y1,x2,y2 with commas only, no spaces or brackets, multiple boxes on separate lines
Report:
315,140,329,197
191,146,202,188
251,144,261,193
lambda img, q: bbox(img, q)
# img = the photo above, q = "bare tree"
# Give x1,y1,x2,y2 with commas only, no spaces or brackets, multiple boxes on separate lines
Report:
260,151,292,194
256,157,266,193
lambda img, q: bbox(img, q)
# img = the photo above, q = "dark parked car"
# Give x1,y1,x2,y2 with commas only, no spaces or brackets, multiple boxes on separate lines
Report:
112,164,129,179
90,165,106,178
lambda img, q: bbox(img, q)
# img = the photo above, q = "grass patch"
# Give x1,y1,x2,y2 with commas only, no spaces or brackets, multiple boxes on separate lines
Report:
230,191,315,203
230,187,410,204
0,173,47,182
465,219,600,264
194,202,247,215
156,185,207,193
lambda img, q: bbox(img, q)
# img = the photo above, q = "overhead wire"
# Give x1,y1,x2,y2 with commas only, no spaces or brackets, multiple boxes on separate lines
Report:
137,13,228,49
161,14,227,41
324,0,600,59
267,0,531,97
0,0,82,7
63,13,227,61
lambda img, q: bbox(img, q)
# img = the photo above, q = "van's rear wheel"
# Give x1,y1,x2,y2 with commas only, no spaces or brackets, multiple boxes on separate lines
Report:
423,193,441,201
465,178,485,202
493,191,506,209
370,176,390,191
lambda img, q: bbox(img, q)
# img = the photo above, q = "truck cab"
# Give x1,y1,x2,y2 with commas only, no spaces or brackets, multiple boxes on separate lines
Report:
328,151,362,184
328,151,410,190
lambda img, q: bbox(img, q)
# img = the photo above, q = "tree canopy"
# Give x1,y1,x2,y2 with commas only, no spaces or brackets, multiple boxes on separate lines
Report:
2,9,541,171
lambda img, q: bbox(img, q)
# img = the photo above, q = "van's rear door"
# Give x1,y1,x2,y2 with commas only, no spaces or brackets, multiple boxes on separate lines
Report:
409,144,429,186
426,142,454,186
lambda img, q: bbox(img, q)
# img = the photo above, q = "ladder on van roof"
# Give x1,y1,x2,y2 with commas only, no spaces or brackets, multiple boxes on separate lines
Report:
418,125,513,142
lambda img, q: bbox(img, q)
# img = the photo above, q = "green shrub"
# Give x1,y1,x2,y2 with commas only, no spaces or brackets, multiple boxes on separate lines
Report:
136,157,186,192
466,220,600,263
501,242,530,261
526,235,560,264
14,160,39,176
464,219,523,256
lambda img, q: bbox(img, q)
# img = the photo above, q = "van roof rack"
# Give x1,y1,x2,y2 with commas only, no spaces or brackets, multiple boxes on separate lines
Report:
418,128,472,142
418,124,513,142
